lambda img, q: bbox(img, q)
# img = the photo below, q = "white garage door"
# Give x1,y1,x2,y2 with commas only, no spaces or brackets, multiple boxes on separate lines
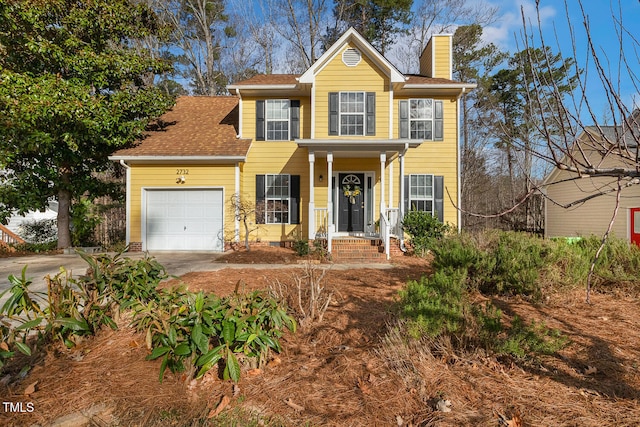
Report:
145,189,224,251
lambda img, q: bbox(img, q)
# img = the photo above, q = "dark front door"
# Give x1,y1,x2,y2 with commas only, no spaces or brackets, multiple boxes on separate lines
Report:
338,173,365,232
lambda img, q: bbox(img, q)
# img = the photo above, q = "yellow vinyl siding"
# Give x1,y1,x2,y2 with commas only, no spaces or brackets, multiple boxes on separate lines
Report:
418,35,451,79
394,96,459,226
128,164,237,243
315,44,390,139
431,35,452,79
243,142,310,242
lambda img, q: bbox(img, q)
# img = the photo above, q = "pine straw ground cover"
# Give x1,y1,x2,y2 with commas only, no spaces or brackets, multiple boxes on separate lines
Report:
0,248,639,426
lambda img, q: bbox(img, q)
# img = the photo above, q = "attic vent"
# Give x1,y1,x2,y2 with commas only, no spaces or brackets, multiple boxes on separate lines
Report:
342,48,361,67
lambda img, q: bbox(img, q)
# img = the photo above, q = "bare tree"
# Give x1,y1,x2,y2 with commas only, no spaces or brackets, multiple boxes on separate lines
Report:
392,0,499,74
230,193,262,251
473,0,640,302
154,0,231,95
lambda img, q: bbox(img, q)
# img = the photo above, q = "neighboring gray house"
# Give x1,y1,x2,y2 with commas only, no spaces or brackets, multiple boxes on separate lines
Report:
544,121,640,245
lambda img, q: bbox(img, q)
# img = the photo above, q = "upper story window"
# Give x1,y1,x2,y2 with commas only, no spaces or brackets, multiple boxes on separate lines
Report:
340,92,365,135
266,100,290,140
256,99,300,141
399,99,443,141
329,92,375,136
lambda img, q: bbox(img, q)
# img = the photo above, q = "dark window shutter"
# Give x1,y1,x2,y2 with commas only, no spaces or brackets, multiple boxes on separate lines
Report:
256,100,265,141
434,175,444,222
255,175,265,223
399,100,409,139
290,175,300,224
366,92,375,135
290,100,300,139
434,100,443,141
329,92,339,135
403,175,410,214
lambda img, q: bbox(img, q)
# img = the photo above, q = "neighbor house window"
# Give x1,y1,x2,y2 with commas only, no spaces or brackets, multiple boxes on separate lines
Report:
256,174,300,225
266,99,290,140
408,174,434,214
340,92,365,135
399,99,443,140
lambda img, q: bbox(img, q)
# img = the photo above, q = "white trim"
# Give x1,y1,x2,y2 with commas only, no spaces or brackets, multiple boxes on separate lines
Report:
298,27,405,84
332,170,375,234
109,156,246,163
235,163,240,242
237,89,243,138
457,89,464,232
402,83,477,90
119,160,131,246
388,82,394,139
311,83,316,138
227,84,298,90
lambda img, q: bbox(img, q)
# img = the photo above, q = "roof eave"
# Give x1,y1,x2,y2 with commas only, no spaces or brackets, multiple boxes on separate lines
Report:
109,155,247,164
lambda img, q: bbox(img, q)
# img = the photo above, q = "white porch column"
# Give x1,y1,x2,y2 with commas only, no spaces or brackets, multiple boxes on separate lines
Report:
326,152,334,229
308,151,315,239
379,152,387,215
388,158,394,209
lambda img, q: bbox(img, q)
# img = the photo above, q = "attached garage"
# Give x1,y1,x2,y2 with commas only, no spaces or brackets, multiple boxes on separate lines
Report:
144,189,224,251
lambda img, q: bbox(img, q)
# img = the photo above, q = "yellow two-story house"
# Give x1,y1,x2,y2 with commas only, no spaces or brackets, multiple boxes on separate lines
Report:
111,28,475,257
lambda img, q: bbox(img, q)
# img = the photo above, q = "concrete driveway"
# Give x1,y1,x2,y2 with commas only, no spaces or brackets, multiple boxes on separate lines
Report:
0,251,226,298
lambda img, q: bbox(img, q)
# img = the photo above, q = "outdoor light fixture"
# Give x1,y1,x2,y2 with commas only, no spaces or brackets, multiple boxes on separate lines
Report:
319,174,324,182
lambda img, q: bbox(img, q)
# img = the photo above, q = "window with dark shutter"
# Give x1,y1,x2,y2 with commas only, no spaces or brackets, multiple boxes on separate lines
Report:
405,174,443,222
290,100,300,140
329,92,339,135
256,174,299,224
256,101,265,141
366,92,375,135
399,100,409,139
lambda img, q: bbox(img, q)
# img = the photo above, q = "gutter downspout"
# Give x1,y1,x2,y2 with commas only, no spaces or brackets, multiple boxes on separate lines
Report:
119,159,131,247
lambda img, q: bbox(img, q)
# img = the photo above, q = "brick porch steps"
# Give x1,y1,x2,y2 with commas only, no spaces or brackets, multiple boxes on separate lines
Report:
330,237,387,263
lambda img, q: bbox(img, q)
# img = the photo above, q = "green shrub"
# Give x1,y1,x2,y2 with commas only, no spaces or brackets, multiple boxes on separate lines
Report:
399,268,468,338
293,239,309,256
402,210,451,256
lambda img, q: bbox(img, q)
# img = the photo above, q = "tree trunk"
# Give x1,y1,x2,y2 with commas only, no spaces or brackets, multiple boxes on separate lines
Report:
57,187,72,249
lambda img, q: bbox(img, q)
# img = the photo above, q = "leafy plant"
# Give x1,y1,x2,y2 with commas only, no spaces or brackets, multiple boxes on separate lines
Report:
293,239,309,256
402,210,451,256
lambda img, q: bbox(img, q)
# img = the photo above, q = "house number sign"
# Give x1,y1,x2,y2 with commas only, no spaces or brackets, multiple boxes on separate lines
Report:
176,169,189,175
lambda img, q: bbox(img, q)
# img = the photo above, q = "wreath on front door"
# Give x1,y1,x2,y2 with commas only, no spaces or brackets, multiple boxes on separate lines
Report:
342,185,361,204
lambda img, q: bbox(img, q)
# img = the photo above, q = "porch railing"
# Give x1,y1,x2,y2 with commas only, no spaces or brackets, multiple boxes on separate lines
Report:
0,224,24,246
379,211,390,260
313,207,332,254
385,207,401,237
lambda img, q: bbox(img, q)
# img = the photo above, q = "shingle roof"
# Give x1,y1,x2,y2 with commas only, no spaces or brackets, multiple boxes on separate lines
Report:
231,74,300,86
230,74,465,86
404,75,466,85
113,96,250,158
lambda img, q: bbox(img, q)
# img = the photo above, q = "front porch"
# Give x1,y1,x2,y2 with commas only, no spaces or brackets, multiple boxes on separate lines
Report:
299,139,418,259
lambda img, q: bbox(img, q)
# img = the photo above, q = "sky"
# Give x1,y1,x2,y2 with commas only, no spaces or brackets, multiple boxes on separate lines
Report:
480,0,640,123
